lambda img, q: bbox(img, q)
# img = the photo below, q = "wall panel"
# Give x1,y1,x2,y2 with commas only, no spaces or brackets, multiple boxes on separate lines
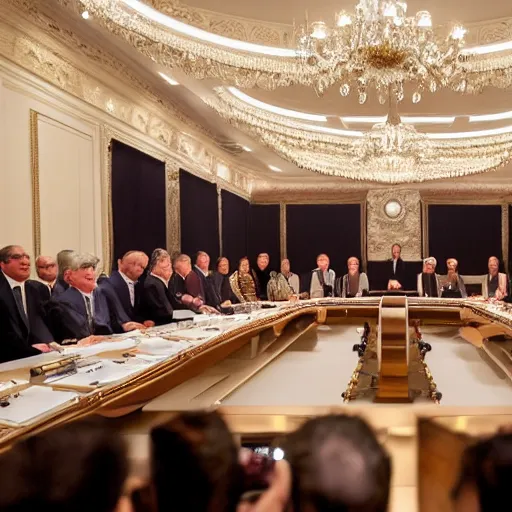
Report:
248,204,280,269
111,140,166,264
286,204,362,276
428,205,502,274
179,169,219,262
221,190,249,267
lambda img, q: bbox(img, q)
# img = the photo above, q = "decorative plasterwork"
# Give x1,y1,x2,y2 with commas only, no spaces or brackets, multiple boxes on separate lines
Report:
147,0,511,48
145,0,292,47
366,190,422,261
0,0,253,197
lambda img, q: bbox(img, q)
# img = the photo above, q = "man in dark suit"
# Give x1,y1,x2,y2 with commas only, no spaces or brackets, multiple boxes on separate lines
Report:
35,255,58,299
0,245,54,362
100,251,154,327
387,243,406,290
47,252,144,342
54,249,73,296
141,249,176,326
190,251,224,310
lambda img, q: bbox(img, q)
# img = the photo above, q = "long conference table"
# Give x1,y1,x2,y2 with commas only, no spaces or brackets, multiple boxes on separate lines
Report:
0,297,512,452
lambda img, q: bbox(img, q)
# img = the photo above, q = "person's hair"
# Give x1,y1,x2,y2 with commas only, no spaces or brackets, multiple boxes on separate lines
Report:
216,256,228,270
391,244,401,251
121,250,146,261
317,253,328,261
452,433,512,511
489,256,500,265
196,251,209,262
66,252,100,272
57,249,75,278
283,415,391,512
149,248,170,271
174,254,191,266
257,253,269,259
151,410,243,512
347,256,360,265
0,245,20,264
0,419,128,512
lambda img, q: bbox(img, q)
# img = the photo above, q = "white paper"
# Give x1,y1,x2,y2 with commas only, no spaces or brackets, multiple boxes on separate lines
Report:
0,379,29,393
61,338,138,357
173,310,196,320
0,386,78,426
137,337,190,356
54,359,150,388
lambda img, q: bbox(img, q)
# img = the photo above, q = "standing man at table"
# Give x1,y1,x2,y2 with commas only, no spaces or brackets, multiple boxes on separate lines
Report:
387,243,405,290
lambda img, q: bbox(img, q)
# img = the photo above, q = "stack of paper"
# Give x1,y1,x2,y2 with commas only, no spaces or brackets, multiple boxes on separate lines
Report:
0,386,78,426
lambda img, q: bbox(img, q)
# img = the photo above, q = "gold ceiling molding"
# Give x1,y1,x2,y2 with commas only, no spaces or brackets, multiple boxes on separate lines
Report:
76,0,512,97
0,0,254,197
366,190,422,261
250,180,512,203
147,0,510,49
144,0,292,47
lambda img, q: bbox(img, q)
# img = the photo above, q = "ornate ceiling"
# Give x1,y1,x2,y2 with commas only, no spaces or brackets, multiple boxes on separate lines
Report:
4,0,512,188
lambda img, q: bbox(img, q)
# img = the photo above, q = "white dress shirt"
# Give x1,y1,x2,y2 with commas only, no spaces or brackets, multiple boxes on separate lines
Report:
2,271,27,314
194,265,209,277
393,259,397,274
119,271,136,307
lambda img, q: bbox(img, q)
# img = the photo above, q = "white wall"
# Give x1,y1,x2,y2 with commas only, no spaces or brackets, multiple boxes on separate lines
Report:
0,68,103,269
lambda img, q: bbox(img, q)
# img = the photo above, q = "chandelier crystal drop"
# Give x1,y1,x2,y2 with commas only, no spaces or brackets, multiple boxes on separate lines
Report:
296,0,466,103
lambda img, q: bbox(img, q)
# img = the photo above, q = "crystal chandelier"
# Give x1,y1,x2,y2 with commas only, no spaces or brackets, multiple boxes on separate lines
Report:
296,0,467,103
354,89,433,182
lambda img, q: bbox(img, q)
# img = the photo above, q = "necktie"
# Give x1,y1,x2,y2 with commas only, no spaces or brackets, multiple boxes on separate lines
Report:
84,296,94,331
13,286,28,328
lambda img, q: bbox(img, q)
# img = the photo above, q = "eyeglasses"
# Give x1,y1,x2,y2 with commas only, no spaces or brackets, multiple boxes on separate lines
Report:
9,253,30,261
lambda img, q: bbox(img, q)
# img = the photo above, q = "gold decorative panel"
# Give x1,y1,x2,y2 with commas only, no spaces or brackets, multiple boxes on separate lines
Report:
367,190,422,261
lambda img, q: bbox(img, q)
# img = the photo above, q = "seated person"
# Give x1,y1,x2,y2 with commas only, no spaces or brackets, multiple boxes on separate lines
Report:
100,250,154,326
141,248,178,325
280,258,300,295
0,245,54,362
388,243,405,290
54,249,74,296
417,257,442,298
267,271,295,301
229,257,260,302
174,254,219,314
35,255,58,297
336,257,369,298
191,251,230,311
452,431,512,512
212,257,236,303
254,252,271,301
284,415,391,512
47,252,143,341
441,258,467,298
483,256,508,300
310,253,336,299
0,419,130,512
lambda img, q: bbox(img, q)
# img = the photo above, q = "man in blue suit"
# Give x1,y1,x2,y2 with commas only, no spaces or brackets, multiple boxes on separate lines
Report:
47,252,144,342
100,251,154,327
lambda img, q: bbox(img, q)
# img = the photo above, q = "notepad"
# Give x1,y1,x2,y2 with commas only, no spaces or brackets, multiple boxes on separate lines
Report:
0,386,78,427
136,337,190,356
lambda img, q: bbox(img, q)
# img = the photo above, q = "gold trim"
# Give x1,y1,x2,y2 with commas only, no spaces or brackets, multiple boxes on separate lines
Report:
29,109,40,257
502,204,509,271
421,199,428,258
217,183,223,256
280,202,286,260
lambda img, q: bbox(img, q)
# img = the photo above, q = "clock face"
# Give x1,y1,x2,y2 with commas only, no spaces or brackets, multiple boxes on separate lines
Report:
384,200,402,219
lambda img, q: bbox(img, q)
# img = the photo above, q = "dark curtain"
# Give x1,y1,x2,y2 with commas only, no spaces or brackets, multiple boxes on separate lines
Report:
179,169,219,262
248,204,281,270
111,140,166,267
286,204,362,276
428,205,502,274
221,190,250,268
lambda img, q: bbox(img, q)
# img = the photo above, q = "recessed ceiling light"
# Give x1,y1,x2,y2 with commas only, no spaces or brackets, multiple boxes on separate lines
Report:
227,87,328,122
469,111,512,123
158,71,179,86
81,10,90,19
241,146,252,152
268,165,282,172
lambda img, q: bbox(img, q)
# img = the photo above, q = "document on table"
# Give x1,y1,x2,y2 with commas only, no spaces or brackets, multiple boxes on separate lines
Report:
0,386,78,427
136,337,191,356
60,338,139,357
52,359,151,390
